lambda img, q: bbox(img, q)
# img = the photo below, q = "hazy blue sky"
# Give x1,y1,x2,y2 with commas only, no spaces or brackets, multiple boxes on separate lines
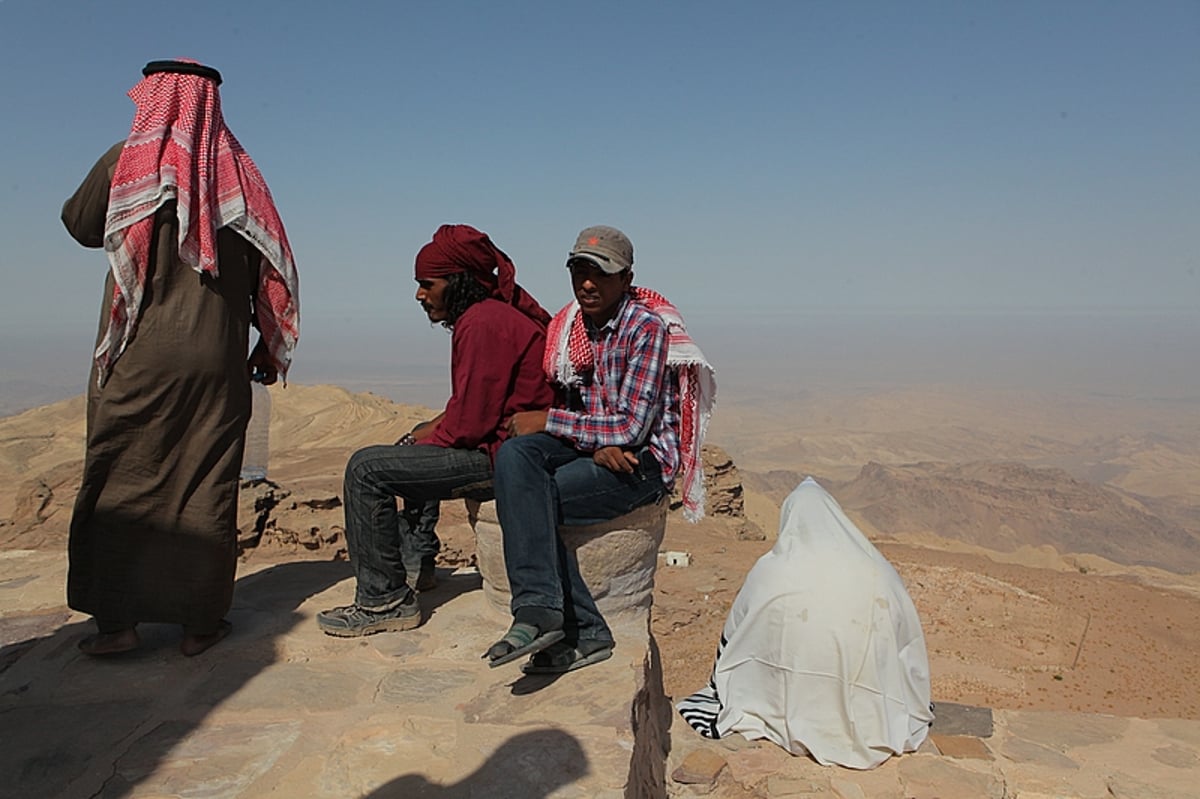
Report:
1,1,1197,410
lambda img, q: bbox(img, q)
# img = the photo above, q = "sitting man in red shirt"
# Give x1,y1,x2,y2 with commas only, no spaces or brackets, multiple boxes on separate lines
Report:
318,225,554,636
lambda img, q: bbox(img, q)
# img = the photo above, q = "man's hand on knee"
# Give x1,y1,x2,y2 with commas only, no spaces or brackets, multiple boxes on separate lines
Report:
594,446,638,474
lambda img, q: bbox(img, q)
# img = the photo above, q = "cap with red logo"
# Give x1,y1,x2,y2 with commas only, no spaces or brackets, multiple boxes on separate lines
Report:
567,225,633,274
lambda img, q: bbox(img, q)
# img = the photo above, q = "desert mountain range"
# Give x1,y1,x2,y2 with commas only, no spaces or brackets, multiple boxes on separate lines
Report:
2,382,1198,720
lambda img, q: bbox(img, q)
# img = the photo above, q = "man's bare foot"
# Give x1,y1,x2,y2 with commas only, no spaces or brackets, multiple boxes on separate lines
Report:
78,628,139,656
180,620,232,657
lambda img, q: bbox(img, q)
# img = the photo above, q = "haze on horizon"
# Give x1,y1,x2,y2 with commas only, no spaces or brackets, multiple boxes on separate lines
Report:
4,308,1197,420
1,2,1196,415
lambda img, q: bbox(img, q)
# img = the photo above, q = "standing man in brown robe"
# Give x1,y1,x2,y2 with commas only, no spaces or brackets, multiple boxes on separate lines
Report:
61,60,300,657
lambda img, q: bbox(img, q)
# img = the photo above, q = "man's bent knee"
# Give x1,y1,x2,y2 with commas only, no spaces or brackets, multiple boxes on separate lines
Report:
346,446,377,481
495,434,540,471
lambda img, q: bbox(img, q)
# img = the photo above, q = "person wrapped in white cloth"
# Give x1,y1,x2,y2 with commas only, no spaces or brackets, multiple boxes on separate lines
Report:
676,477,934,769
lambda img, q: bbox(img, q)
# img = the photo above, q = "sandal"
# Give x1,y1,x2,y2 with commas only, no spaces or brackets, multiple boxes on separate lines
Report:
78,628,140,656
521,640,614,674
180,619,232,657
484,622,565,668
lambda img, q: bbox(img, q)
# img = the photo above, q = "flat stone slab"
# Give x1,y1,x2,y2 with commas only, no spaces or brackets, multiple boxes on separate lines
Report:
929,734,993,760
671,747,728,785
664,704,1200,798
930,700,994,737
4,551,1200,799
0,558,668,798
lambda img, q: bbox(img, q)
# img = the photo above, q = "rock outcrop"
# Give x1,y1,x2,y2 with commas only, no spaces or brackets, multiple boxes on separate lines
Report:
235,480,347,560
672,444,765,540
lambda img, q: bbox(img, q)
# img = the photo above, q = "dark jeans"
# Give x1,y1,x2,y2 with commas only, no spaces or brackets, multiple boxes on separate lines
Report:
344,444,493,609
493,433,666,646
400,499,440,577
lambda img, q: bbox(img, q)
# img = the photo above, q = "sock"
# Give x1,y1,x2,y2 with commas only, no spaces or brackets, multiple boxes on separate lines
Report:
513,606,563,634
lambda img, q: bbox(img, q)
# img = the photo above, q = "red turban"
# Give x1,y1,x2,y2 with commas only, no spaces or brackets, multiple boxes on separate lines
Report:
414,224,550,327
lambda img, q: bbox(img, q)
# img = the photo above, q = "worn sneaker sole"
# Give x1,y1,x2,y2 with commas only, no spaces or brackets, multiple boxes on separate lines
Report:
317,613,421,637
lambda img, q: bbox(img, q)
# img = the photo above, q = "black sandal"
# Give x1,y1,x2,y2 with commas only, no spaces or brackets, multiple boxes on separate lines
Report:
484,623,565,668
521,640,614,674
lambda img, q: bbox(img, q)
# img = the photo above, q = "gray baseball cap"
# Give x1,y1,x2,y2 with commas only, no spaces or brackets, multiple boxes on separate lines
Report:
567,225,634,274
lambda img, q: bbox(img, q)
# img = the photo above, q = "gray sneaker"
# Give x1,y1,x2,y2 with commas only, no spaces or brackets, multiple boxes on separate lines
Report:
317,593,421,637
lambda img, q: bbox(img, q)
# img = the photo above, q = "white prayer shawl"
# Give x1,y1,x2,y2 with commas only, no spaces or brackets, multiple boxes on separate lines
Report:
677,478,933,769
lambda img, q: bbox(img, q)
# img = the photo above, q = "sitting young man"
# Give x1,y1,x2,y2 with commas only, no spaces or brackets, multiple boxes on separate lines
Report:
318,225,553,636
485,225,714,673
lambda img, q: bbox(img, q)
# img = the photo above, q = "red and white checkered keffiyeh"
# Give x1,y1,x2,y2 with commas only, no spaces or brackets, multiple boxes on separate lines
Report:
544,287,716,522
96,66,299,385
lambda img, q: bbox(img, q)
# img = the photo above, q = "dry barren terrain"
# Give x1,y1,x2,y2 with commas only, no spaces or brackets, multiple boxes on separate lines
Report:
3,383,1198,722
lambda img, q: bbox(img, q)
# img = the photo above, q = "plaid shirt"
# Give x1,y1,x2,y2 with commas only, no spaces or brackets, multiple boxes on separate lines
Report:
545,295,682,487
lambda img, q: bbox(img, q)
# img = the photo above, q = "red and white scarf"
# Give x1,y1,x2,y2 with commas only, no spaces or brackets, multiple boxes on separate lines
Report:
97,67,299,385
544,287,716,522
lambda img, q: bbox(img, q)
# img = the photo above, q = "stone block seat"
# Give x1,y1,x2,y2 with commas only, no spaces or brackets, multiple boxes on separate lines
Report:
465,497,669,619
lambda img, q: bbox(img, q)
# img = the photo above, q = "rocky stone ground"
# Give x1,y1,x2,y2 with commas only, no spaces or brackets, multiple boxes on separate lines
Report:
3,546,1198,798
4,388,1200,796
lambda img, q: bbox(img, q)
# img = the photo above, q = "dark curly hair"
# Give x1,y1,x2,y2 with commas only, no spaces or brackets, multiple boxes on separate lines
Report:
439,271,493,329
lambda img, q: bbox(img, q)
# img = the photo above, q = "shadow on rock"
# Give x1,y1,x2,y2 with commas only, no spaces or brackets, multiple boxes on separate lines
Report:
364,728,589,798
0,560,348,798
416,568,484,618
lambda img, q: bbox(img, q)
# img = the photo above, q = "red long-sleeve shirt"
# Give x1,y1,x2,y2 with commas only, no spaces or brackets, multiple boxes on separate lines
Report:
423,298,554,462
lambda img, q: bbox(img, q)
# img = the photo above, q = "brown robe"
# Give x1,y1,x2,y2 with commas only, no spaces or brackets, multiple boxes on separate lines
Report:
62,143,261,631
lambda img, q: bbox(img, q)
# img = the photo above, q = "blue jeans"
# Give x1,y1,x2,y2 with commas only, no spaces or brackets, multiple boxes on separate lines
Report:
493,433,666,646
344,444,493,609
